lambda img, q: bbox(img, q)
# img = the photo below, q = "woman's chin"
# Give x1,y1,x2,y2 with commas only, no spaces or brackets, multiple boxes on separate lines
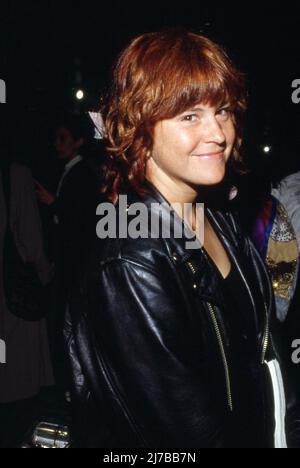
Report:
191,171,226,187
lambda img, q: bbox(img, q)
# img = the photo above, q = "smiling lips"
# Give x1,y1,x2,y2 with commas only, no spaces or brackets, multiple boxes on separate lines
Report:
192,151,225,160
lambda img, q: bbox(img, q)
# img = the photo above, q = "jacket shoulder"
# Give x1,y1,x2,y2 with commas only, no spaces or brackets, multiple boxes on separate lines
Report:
97,234,172,272
67,161,97,186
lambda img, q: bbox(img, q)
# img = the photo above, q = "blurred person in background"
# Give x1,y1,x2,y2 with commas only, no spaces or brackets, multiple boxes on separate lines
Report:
0,161,54,447
36,114,98,395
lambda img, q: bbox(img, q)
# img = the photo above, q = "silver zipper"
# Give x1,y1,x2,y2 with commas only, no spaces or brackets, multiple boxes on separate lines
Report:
261,303,270,364
187,261,197,275
187,261,233,411
207,302,233,412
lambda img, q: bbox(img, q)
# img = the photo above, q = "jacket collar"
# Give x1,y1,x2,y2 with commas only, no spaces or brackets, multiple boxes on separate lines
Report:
121,182,272,339
126,181,206,262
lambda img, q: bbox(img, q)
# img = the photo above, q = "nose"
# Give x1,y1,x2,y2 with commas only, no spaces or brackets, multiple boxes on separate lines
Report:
201,115,226,146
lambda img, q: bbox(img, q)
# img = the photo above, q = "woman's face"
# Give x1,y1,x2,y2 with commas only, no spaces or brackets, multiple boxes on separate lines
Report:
149,103,236,190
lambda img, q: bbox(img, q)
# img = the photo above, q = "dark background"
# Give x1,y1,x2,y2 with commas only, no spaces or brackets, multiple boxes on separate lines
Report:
2,1,300,447
1,0,300,185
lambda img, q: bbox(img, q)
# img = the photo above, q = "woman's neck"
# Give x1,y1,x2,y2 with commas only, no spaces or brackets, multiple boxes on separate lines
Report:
146,162,198,207
146,167,205,235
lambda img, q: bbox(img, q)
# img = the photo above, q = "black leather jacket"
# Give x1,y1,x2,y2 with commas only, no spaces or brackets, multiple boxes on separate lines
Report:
64,184,300,448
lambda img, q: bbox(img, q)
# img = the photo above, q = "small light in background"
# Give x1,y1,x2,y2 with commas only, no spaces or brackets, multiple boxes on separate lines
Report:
76,89,84,100
263,145,271,154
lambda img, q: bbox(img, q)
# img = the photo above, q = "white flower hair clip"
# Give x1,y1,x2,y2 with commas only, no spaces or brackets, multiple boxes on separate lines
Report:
88,111,108,140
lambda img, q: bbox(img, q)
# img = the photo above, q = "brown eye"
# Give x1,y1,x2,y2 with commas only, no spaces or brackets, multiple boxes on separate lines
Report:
217,107,231,120
182,114,197,122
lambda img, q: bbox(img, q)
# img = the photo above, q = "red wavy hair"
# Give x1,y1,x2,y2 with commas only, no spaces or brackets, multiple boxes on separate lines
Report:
102,29,247,203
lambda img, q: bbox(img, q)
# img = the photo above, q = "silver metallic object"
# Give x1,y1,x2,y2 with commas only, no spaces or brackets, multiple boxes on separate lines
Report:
32,422,71,448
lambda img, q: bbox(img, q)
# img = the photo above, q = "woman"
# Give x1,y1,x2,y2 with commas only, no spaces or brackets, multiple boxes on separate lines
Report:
65,30,299,448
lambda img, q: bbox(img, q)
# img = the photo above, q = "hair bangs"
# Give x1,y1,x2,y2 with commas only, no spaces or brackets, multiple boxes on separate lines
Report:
157,46,240,120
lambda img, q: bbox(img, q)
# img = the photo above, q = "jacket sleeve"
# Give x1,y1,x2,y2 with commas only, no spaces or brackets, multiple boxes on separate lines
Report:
91,258,226,448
